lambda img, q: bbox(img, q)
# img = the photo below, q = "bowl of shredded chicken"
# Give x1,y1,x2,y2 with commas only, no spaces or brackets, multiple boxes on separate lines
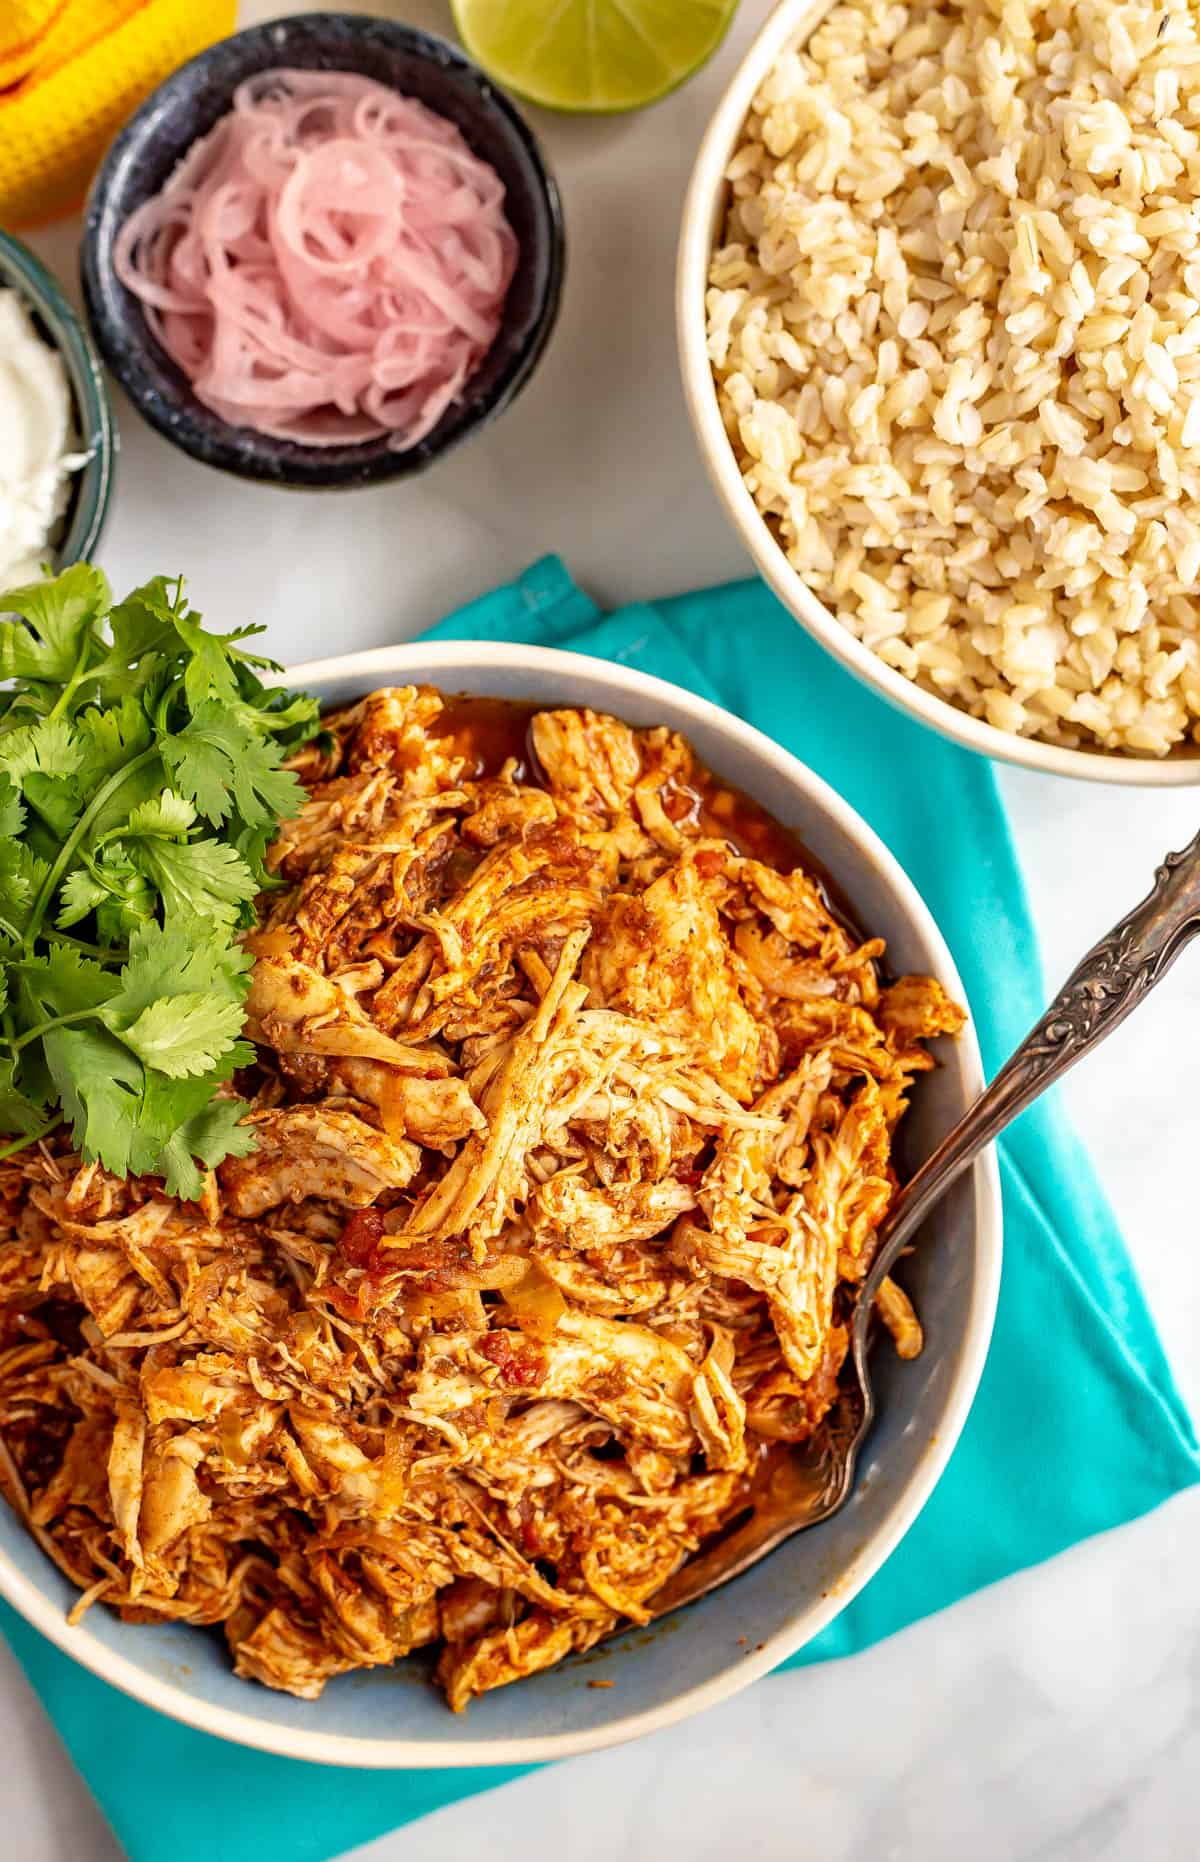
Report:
0,646,1001,1761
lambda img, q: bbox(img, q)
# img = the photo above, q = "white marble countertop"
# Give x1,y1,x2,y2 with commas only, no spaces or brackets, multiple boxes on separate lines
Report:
6,2,1199,1857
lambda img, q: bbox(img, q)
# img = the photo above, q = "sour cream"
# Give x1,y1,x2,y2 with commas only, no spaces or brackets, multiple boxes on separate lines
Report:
0,288,89,587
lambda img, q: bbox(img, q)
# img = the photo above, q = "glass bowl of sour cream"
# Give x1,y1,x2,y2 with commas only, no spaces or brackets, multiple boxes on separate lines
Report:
0,232,116,584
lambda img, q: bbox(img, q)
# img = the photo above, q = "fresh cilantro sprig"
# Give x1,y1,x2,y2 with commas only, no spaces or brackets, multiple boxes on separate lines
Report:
0,565,319,1197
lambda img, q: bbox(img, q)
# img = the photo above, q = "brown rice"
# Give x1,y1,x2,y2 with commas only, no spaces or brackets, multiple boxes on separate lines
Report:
706,0,1200,756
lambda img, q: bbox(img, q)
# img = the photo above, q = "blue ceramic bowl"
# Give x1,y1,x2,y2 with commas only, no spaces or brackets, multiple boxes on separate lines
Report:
0,643,1002,1766
80,13,564,489
0,232,116,568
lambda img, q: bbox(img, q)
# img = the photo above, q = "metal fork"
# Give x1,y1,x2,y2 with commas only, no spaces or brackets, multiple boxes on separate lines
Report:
645,831,1200,1620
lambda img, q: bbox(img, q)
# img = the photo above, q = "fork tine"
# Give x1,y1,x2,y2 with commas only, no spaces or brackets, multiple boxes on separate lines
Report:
642,1391,865,1619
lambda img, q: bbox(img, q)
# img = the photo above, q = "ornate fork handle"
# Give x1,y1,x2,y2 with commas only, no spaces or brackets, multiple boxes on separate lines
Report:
854,828,1200,1372
644,829,1200,1620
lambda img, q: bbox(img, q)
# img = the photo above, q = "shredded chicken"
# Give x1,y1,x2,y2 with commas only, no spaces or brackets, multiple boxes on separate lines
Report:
0,688,964,1710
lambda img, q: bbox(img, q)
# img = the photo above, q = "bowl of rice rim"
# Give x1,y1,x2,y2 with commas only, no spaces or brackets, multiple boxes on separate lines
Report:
678,0,1200,783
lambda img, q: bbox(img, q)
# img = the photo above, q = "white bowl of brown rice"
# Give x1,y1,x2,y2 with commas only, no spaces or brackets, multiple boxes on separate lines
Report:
678,0,1200,783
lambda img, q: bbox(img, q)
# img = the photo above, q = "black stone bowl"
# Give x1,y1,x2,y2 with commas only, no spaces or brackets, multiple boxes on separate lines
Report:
80,13,565,488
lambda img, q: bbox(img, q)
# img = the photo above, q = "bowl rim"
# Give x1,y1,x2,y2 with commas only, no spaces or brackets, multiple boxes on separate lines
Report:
0,231,116,568
79,12,565,489
676,0,1200,788
0,639,1002,1765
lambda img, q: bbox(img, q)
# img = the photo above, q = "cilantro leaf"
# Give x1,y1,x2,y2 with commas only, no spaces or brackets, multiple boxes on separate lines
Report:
159,722,236,824
156,1095,256,1201
240,687,321,744
172,606,243,710
118,992,248,1078
65,846,158,942
23,772,81,839
18,942,117,1018
0,842,50,938
0,719,84,842
130,835,258,931
98,892,157,946
126,789,196,838
0,565,110,685
124,1040,253,1194
107,579,278,716
42,1023,142,1176
0,715,84,784
87,586,176,697
74,696,154,788
163,702,303,828
0,775,26,838
103,921,253,1026
82,756,167,849
97,923,251,1087
127,1041,249,1168
57,868,109,930
232,817,281,889
0,1057,47,1140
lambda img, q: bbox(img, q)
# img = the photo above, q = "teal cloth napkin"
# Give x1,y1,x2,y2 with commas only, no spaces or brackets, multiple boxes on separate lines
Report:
2,558,1196,1861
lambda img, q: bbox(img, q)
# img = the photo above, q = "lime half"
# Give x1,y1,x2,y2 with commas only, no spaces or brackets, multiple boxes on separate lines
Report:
452,0,740,114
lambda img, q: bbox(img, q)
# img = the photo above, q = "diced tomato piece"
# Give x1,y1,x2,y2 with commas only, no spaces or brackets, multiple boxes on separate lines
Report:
338,1207,386,1269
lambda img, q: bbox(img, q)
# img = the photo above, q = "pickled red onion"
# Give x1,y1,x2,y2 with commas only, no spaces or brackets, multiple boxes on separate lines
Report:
114,69,519,450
